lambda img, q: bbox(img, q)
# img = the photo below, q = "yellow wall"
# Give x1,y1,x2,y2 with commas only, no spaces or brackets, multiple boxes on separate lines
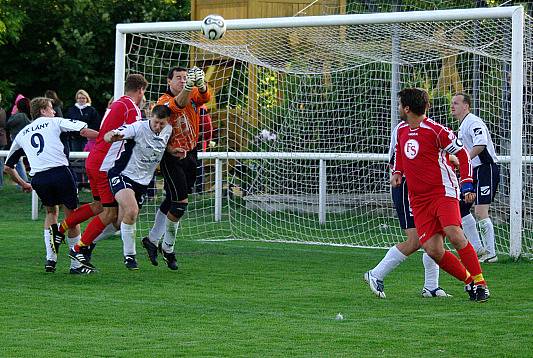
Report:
191,0,345,20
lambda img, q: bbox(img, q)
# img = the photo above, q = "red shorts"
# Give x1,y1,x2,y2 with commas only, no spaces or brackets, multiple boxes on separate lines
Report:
411,196,461,244
86,165,116,206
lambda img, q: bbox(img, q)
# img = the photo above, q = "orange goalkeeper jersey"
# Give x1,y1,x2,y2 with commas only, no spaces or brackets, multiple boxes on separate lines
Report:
157,88,211,151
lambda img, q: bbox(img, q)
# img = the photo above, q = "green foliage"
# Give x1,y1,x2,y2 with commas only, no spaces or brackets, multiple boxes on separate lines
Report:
0,0,26,45
257,68,279,110
0,0,189,112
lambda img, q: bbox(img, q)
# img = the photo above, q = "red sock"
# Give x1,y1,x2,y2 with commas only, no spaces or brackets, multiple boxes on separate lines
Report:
76,216,106,249
457,242,486,285
60,204,95,233
437,250,471,283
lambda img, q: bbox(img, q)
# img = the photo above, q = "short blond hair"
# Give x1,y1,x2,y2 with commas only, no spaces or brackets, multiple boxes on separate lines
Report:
75,89,91,104
30,97,52,119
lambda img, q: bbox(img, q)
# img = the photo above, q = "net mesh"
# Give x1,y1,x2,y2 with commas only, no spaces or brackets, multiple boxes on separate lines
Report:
127,10,532,257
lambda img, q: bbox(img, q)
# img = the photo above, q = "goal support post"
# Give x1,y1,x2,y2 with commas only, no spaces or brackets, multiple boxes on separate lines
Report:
109,6,528,258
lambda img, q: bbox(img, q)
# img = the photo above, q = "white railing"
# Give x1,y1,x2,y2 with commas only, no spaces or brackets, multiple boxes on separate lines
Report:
1,149,532,259
2,151,533,219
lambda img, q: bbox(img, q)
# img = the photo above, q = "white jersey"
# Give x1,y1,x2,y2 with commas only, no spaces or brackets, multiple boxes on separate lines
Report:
107,120,172,186
388,121,403,164
6,117,87,175
458,113,498,167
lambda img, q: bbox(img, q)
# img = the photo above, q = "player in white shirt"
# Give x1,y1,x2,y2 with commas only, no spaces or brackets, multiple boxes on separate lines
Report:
451,93,500,263
103,105,172,270
3,97,98,273
364,121,449,299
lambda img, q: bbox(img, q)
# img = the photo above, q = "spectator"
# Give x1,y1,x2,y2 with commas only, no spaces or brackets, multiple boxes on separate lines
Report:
0,93,7,189
6,97,31,183
66,89,100,152
10,94,25,115
45,90,64,117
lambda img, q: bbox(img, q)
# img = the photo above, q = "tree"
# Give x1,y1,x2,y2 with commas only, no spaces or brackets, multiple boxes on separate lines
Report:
0,0,189,112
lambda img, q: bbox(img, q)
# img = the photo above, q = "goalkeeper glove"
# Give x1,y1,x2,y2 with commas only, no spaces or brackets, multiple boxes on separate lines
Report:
194,67,207,92
460,182,475,195
184,68,196,92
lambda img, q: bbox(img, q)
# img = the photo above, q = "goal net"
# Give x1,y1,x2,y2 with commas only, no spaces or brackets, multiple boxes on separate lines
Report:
118,6,532,258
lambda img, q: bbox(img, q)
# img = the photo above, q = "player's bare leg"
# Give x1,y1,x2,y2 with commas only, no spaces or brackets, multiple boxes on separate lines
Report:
69,206,117,269
61,206,94,274
43,205,60,272
116,188,139,270
364,228,418,298
58,201,103,234
364,228,448,298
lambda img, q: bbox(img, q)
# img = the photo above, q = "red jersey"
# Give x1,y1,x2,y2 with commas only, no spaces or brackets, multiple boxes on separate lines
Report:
158,88,211,152
85,96,141,171
392,117,473,202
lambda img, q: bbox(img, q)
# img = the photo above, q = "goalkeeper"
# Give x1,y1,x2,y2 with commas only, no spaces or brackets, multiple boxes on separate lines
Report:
141,66,211,270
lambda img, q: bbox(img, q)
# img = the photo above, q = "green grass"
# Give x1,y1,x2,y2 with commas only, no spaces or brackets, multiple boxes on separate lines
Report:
0,182,532,357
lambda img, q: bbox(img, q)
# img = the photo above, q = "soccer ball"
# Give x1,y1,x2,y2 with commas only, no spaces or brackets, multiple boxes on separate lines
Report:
201,14,226,40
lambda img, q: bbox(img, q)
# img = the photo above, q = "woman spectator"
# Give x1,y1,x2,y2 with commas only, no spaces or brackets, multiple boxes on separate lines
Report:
10,94,25,116
66,89,100,152
45,90,64,117
6,97,31,183
0,93,7,189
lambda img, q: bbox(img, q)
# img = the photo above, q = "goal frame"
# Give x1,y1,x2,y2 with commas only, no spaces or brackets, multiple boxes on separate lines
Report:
113,6,525,259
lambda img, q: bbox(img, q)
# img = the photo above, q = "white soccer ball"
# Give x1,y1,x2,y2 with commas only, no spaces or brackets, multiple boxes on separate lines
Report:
201,14,226,40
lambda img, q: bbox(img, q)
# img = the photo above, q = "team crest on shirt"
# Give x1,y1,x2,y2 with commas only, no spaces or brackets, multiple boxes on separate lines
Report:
404,139,419,159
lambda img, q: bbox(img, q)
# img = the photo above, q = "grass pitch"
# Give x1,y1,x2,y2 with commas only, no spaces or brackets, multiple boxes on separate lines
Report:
0,182,531,357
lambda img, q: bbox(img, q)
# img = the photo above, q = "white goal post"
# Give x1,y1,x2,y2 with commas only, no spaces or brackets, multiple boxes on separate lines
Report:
30,5,525,259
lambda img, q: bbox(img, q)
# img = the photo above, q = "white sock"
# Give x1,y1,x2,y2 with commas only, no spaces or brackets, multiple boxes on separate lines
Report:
121,222,136,256
67,235,82,269
422,253,439,290
44,229,57,262
479,218,496,256
94,223,118,243
162,218,179,253
462,214,484,253
371,245,407,281
148,209,167,245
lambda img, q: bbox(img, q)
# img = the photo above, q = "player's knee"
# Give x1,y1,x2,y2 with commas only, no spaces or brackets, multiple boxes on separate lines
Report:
159,198,170,215
45,205,59,215
168,202,188,221
124,206,139,223
474,205,490,220
445,227,467,248
423,246,443,263
90,201,104,215
101,207,118,225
